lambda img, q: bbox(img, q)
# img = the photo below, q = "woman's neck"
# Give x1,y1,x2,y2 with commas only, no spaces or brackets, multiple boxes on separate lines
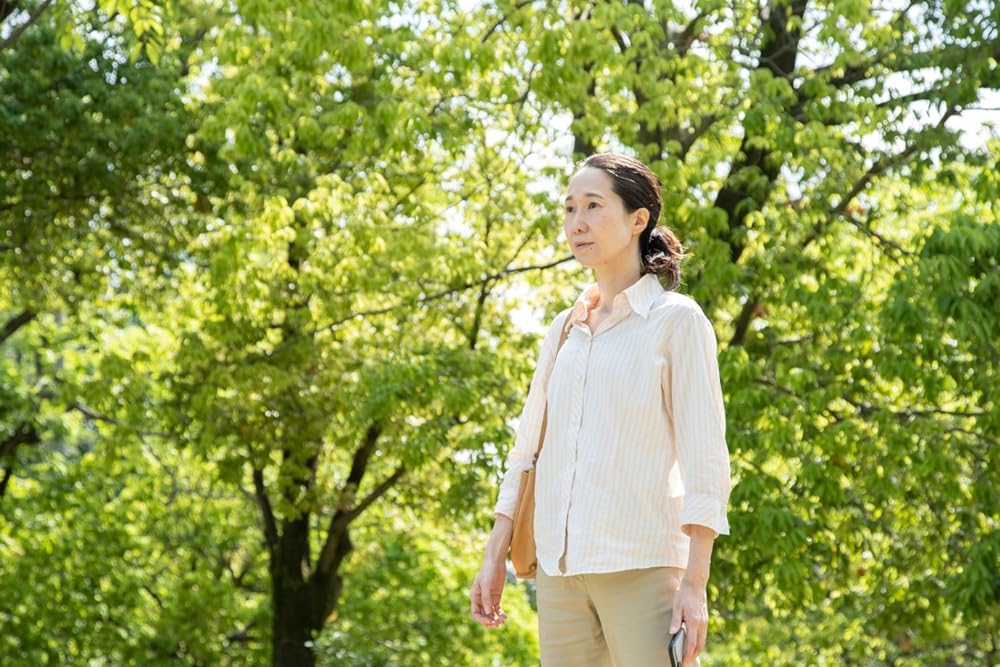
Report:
591,266,642,315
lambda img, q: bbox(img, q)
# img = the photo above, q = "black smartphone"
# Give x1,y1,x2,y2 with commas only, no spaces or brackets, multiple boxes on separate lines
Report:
668,623,686,667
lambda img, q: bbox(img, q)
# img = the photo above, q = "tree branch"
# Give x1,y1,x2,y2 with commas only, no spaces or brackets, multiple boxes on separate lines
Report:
316,465,407,577
712,0,808,266
757,376,987,427
344,424,382,494
0,0,53,52
0,422,38,503
311,423,383,577
610,25,628,54
671,9,710,57
809,106,958,258
468,278,490,350
481,0,534,43
666,111,724,159
730,295,760,347
841,395,987,421
1,1,21,25
1,309,35,344
253,467,278,551
0,421,38,459
344,465,406,524
68,401,173,439
572,61,598,157
0,464,12,502
317,255,574,333
225,620,258,644
178,26,208,78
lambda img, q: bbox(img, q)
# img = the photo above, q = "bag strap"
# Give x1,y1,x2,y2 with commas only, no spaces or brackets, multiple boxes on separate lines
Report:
532,314,574,465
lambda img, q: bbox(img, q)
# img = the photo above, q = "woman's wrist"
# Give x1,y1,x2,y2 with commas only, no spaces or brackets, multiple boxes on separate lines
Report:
482,513,513,563
682,524,716,588
680,570,709,589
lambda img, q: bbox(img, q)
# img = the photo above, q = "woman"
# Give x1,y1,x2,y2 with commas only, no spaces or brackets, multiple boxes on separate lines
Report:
470,153,731,666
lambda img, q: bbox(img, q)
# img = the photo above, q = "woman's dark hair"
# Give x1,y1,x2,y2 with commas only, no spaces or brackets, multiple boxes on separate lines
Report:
578,153,685,290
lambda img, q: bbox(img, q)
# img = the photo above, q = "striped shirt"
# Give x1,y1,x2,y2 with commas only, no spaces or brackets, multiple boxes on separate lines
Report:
494,273,731,576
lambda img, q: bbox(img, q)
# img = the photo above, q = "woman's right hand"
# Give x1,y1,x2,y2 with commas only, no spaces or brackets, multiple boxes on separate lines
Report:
470,556,508,628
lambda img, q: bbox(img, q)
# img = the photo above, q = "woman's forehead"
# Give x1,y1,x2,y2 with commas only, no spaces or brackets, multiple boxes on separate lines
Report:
566,167,613,199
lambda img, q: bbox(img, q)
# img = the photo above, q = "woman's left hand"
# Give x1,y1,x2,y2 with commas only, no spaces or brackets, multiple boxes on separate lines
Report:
669,577,709,666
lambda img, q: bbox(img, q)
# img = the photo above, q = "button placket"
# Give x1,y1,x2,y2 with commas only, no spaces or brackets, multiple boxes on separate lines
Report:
558,327,592,573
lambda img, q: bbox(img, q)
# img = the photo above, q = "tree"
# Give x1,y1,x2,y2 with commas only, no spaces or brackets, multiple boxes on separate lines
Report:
0,424,268,664
2,0,997,664
481,0,998,662
1,3,263,664
317,504,539,666
0,0,217,504
157,2,570,664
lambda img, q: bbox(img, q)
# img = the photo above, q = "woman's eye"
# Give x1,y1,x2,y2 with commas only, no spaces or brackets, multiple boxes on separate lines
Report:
588,202,599,209
565,207,574,214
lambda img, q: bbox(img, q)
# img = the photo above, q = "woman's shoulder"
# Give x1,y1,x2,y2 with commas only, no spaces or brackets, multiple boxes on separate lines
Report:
546,306,575,336
648,291,716,348
649,290,708,321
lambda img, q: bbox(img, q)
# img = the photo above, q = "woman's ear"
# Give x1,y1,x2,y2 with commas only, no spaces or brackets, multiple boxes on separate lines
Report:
632,208,650,235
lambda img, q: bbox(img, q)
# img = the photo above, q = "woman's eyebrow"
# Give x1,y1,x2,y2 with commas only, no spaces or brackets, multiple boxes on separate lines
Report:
564,192,606,202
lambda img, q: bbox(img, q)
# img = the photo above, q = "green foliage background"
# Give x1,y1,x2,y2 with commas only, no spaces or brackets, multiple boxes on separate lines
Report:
1,0,997,665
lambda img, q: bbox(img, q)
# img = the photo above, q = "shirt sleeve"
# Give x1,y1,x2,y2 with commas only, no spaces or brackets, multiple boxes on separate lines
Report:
494,309,571,520
665,307,732,537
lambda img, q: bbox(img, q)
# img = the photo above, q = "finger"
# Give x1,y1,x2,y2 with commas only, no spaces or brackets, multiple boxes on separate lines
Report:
489,603,505,626
683,633,694,664
669,598,684,634
683,621,697,661
489,586,504,610
487,586,504,623
475,584,507,628
685,618,705,662
470,583,483,614
472,609,498,627
469,585,480,616
471,605,491,625
694,619,707,658
684,626,703,667
488,611,505,627
684,621,701,662
470,584,492,626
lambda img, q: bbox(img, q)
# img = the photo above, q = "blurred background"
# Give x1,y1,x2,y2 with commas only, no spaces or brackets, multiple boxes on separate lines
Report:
1,0,997,665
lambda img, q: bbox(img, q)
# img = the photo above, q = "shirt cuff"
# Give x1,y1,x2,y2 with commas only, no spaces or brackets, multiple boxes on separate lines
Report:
493,463,530,520
680,493,730,537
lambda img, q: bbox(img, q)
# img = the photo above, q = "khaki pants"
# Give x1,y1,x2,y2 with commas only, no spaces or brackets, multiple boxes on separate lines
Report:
536,564,697,667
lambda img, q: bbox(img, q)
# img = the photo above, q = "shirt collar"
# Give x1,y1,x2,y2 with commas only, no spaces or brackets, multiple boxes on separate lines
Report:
570,273,664,324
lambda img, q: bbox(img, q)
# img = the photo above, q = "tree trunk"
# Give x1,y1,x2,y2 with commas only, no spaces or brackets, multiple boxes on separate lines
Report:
271,562,324,665
272,599,319,667
270,511,320,666
269,516,350,667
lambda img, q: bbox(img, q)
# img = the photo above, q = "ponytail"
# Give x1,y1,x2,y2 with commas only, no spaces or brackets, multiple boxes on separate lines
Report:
640,225,684,290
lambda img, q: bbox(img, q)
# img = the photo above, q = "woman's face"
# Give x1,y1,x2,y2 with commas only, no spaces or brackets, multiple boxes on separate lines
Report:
563,167,647,271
